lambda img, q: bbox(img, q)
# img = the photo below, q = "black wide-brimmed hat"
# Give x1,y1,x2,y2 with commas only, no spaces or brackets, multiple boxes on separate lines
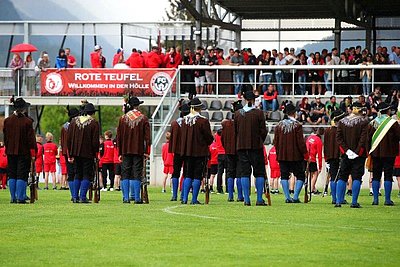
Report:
128,96,144,107
189,97,204,108
376,102,391,112
83,103,98,114
68,107,80,118
179,103,190,114
13,97,30,109
231,100,243,112
243,91,256,100
284,103,296,115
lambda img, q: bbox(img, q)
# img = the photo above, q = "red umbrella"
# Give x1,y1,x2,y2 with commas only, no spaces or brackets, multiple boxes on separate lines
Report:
10,43,38,53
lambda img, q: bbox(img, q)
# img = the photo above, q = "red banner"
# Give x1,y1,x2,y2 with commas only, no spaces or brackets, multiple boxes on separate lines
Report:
40,68,176,97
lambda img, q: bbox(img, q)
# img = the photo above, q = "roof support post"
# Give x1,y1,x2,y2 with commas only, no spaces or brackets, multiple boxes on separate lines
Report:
334,18,341,52
195,0,202,48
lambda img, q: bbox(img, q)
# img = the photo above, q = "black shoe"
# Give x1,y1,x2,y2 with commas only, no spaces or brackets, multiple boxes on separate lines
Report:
285,199,293,203
80,199,91,204
332,201,336,204
181,200,187,204
341,200,348,205
116,187,121,191
129,197,135,201
200,189,205,193
72,198,79,203
44,187,48,190
25,196,30,201
350,203,361,208
244,202,251,206
372,201,379,205
312,190,321,195
170,197,177,201
237,198,244,202
190,200,202,205
346,190,352,196
10,199,17,204
134,201,144,204
256,201,267,206
53,187,57,190
369,192,373,196
17,200,27,204
384,201,394,206
292,199,301,203
217,190,224,194
228,199,234,202
289,190,294,194
123,200,130,204
378,192,382,196
334,204,342,208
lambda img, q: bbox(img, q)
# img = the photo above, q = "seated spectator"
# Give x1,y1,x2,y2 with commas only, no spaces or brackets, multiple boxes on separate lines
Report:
325,96,340,117
298,97,312,123
310,96,328,124
340,96,353,113
384,89,399,112
358,95,371,116
263,84,278,112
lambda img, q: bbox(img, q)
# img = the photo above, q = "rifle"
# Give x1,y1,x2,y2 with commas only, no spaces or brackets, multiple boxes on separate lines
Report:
304,160,309,203
29,158,38,203
264,175,272,206
141,157,149,204
204,157,210,204
93,159,100,203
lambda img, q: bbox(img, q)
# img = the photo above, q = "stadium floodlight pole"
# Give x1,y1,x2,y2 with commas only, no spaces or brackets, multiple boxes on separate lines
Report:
195,0,202,48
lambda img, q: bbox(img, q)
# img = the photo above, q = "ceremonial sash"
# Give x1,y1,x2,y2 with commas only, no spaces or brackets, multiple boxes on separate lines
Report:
369,116,396,154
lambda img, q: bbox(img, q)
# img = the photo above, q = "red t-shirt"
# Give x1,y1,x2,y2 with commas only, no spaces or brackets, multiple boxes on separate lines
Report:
0,146,7,168
101,139,115,164
268,146,279,171
162,141,174,166
43,142,58,164
36,142,43,165
67,55,76,68
395,144,400,168
306,134,323,170
90,52,102,68
113,145,120,164
208,142,219,166
214,133,225,155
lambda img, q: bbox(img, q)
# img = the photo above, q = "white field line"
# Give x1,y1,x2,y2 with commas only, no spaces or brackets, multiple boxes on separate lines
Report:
161,205,393,233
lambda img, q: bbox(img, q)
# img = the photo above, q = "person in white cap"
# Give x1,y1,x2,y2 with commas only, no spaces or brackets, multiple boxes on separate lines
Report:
90,45,103,68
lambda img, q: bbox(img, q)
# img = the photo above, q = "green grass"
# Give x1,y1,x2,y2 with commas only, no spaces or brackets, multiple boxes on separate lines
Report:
0,186,399,267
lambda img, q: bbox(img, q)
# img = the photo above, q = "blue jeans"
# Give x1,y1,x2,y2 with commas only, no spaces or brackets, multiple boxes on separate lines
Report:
362,75,371,95
298,74,307,95
234,72,244,94
275,71,283,95
324,73,331,92
260,73,273,93
263,99,278,112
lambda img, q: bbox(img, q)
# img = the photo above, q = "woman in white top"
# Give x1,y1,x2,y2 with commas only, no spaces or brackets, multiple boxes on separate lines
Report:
24,54,36,96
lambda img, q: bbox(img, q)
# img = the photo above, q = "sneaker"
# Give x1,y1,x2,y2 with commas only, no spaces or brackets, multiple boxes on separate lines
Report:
110,188,114,192
312,190,321,195
369,191,373,196
53,186,57,190
200,189,205,193
116,187,121,191
323,191,328,196
161,189,166,193
100,188,107,192
44,187,48,190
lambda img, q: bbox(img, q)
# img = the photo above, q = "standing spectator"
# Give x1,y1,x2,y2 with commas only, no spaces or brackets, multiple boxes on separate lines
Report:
389,46,400,90
55,49,68,71
9,53,23,96
331,48,340,65
246,48,258,90
65,48,76,68
112,48,124,67
37,51,47,66
182,48,194,97
37,53,50,72
126,48,145,68
161,132,174,193
260,51,274,93
230,49,245,95
24,54,36,96
294,53,307,95
165,46,182,68
90,45,103,68
275,52,286,95
306,129,323,195
145,46,162,68
208,138,219,193
215,130,226,194
0,142,7,190
263,84,278,112
43,132,58,190
204,47,219,94
336,53,349,95
310,52,324,95
100,130,115,191
193,53,206,95
324,54,334,93
360,54,373,96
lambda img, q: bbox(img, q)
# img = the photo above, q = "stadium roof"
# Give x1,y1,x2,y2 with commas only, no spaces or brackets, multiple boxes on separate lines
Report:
214,0,400,20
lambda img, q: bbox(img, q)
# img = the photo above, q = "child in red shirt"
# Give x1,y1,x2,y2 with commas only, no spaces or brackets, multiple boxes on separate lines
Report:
43,132,58,190
207,140,219,193
58,140,68,190
162,132,174,193
100,131,115,191
268,146,280,194
0,142,8,189
306,131,323,195
35,135,44,181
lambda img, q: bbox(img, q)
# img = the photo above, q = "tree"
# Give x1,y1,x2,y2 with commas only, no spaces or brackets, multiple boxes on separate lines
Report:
164,0,193,21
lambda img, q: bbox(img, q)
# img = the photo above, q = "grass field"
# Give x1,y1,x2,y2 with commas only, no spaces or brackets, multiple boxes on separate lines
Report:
0,186,399,267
